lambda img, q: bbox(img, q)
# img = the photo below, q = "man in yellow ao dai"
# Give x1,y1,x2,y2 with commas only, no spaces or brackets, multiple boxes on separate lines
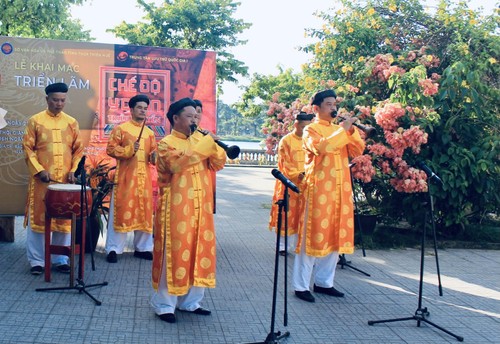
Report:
269,112,313,255
105,94,157,263
22,82,84,275
293,89,365,303
151,98,226,324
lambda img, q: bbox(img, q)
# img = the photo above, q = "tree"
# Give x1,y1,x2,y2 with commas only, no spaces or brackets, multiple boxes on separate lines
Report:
217,100,264,137
109,0,251,85
0,0,92,41
235,67,305,118
264,0,500,231
217,100,242,136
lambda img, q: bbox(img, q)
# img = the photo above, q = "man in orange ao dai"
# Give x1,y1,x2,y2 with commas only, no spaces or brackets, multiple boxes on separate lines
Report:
269,112,313,255
293,89,365,303
151,98,226,323
22,82,84,275
105,94,157,263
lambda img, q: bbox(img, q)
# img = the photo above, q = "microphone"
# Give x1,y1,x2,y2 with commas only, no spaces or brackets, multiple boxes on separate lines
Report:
271,168,300,194
74,155,86,179
417,161,443,184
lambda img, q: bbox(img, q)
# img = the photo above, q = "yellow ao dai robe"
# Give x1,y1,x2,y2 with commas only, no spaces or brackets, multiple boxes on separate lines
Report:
152,130,226,295
299,119,365,256
22,110,84,233
106,120,157,233
269,132,306,237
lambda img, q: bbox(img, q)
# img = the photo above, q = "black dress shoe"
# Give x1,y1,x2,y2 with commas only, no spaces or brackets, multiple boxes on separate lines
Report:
313,284,345,297
134,250,153,260
179,307,211,316
55,264,71,274
30,266,43,275
295,290,315,303
157,313,176,323
107,251,118,263
279,250,287,256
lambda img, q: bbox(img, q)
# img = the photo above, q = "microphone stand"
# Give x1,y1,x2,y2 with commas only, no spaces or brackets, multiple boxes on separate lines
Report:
245,185,290,344
37,164,108,305
368,183,463,341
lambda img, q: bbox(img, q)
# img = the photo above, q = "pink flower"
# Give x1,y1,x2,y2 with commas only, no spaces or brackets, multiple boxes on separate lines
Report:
374,102,406,131
431,73,441,81
351,154,376,183
406,51,417,61
348,85,360,93
418,79,439,97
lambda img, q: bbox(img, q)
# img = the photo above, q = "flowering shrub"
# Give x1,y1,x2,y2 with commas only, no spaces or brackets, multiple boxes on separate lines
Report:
262,0,500,229
263,93,310,155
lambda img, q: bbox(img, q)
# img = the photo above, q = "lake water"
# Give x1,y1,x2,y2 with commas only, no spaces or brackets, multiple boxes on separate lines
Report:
222,140,265,150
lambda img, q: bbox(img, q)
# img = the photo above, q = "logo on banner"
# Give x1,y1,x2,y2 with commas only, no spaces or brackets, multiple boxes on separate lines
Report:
98,66,171,141
1,42,13,55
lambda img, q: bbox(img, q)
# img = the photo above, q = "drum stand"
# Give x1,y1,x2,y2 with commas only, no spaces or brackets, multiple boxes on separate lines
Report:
245,185,291,344
37,167,108,305
368,188,463,341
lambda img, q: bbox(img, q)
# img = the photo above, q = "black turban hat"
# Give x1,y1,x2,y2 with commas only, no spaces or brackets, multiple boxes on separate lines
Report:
166,98,197,125
311,89,337,106
295,112,314,121
193,99,203,109
45,82,68,95
129,94,150,109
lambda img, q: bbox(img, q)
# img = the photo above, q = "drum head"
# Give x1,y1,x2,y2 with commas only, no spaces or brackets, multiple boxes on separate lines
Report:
47,183,89,191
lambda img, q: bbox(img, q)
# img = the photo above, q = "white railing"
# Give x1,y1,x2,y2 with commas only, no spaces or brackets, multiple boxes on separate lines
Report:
226,149,277,167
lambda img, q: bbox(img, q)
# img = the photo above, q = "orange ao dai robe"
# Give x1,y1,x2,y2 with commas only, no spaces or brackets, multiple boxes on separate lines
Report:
298,119,365,256
152,130,226,295
22,110,84,233
269,132,306,237
191,127,216,212
106,120,157,233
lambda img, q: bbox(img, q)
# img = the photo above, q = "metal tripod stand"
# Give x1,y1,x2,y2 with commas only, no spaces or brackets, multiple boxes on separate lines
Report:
245,184,292,344
367,185,463,341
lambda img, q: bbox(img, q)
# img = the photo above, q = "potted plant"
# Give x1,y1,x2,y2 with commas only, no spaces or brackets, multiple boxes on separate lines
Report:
83,160,115,252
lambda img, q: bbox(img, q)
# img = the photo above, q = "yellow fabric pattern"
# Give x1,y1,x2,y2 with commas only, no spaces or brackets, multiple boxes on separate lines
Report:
297,119,365,256
22,110,84,233
152,129,226,295
106,120,157,233
269,133,306,237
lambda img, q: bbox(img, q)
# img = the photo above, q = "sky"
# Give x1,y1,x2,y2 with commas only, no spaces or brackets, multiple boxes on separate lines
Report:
71,0,498,104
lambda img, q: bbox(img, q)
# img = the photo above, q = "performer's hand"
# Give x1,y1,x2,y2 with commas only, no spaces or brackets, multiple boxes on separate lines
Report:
205,131,221,142
341,116,357,133
149,151,157,165
37,170,51,183
133,141,140,153
67,172,76,184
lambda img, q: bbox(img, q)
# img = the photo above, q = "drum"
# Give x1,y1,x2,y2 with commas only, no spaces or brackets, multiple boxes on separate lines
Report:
45,184,93,218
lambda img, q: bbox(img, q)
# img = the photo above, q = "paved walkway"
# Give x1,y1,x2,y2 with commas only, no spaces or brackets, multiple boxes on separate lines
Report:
1,166,499,344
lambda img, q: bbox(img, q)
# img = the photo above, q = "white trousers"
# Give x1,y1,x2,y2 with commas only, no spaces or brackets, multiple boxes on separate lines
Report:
105,192,153,254
26,214,70,267
292,202,338,291
279,233,297,252
150,249,205,315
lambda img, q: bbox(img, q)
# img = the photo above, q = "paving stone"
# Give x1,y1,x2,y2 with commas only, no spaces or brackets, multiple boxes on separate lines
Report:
0,167,498,343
